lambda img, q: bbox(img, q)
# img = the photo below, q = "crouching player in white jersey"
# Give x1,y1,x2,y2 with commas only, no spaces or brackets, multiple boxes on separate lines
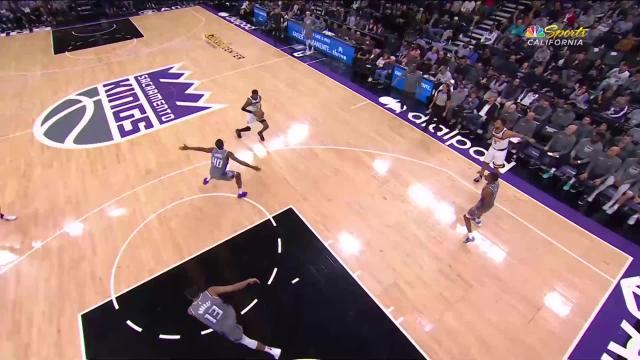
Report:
473,118,534,183
236,89,270,141
186,278,282,359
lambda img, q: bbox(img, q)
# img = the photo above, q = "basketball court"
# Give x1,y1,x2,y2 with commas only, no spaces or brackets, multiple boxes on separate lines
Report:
0,6,632,360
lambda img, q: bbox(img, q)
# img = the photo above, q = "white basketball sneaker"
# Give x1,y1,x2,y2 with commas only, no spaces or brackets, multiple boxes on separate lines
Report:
2,214,17,221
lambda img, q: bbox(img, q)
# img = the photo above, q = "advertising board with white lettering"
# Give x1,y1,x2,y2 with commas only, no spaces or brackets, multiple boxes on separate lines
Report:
286,20,355,64
253,5,268,27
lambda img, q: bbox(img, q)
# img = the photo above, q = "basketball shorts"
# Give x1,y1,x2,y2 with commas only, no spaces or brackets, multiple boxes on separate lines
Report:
483,146,507,169
210,168,237,181
467,203,491,220
218,323,244,342
246,113,266,126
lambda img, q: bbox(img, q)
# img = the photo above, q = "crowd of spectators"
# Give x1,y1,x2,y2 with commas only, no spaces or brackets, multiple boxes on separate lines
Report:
246,0,640,227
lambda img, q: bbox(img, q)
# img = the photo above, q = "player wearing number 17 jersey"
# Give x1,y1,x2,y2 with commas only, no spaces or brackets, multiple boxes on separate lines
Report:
186,279,281,359
179,138,260,198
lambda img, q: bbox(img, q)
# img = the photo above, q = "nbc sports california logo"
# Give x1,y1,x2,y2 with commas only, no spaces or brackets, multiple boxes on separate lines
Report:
33,64,226,149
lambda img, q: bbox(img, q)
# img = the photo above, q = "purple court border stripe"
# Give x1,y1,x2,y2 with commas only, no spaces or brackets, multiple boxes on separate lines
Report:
199,4,636,359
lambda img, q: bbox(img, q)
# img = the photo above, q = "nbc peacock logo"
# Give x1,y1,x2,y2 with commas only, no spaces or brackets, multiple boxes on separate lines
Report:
33,64,227,149
525,25,545,38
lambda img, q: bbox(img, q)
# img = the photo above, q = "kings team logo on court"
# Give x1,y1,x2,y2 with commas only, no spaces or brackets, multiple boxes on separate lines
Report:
33,64,226,149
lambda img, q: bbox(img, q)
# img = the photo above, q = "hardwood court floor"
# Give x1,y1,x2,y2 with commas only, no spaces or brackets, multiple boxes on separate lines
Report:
0,7,630,360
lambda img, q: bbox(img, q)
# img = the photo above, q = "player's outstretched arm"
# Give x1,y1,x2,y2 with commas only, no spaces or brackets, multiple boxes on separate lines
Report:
241,98,253,114
207,278,260,296
505,129,535,143
229,152,261,171
179,144,214,153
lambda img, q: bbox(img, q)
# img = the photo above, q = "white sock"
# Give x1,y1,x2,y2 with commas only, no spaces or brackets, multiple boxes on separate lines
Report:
628,214,639,225
238,335,258,349
238,187,244,194
265,346,281,359
606,204,619,214
567,178,575,185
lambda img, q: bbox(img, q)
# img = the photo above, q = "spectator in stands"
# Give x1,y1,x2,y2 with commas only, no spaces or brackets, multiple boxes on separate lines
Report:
511,112,539,153
369,53,395,85
424,47,439,63
569,85,590,111
498,78,522,105
543,133,604,178
500,103,519,129
596,64,631,93
530,98,552,123
506,17,525,37
434,65,452,85
530,46,551,70
566,146,622,193
611,133,639,161
531,124,578,170
599,94,630,124
603,183,640,221
571,116,595,140
547,101,576,132
581,157,640,207
481,24,499,45
454,42,470,59
576,8,595,28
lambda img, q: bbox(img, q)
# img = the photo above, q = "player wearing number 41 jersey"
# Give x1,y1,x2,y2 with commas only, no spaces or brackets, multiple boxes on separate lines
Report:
179,138,261,198
186,279,281,359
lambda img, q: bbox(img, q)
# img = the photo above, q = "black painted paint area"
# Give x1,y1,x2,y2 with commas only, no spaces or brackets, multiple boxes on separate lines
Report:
81,207,425,359
52,19,143,55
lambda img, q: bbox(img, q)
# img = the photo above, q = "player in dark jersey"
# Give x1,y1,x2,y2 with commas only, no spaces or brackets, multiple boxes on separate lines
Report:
186,278,281,359
179,139,260,198
236,89,270,141
464,171,500,243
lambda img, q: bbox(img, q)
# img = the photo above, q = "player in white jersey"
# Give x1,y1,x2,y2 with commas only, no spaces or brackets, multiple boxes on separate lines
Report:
473,118,534,182
186,278,282,359
464,171,500,243
0,206,17,221
179,138,261,198
236,89,270,141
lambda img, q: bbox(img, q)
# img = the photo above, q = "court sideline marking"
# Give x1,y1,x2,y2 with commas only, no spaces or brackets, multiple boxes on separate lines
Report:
562,255,631,360
0,129,31,141
3,145,617,281
205,6,631,261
